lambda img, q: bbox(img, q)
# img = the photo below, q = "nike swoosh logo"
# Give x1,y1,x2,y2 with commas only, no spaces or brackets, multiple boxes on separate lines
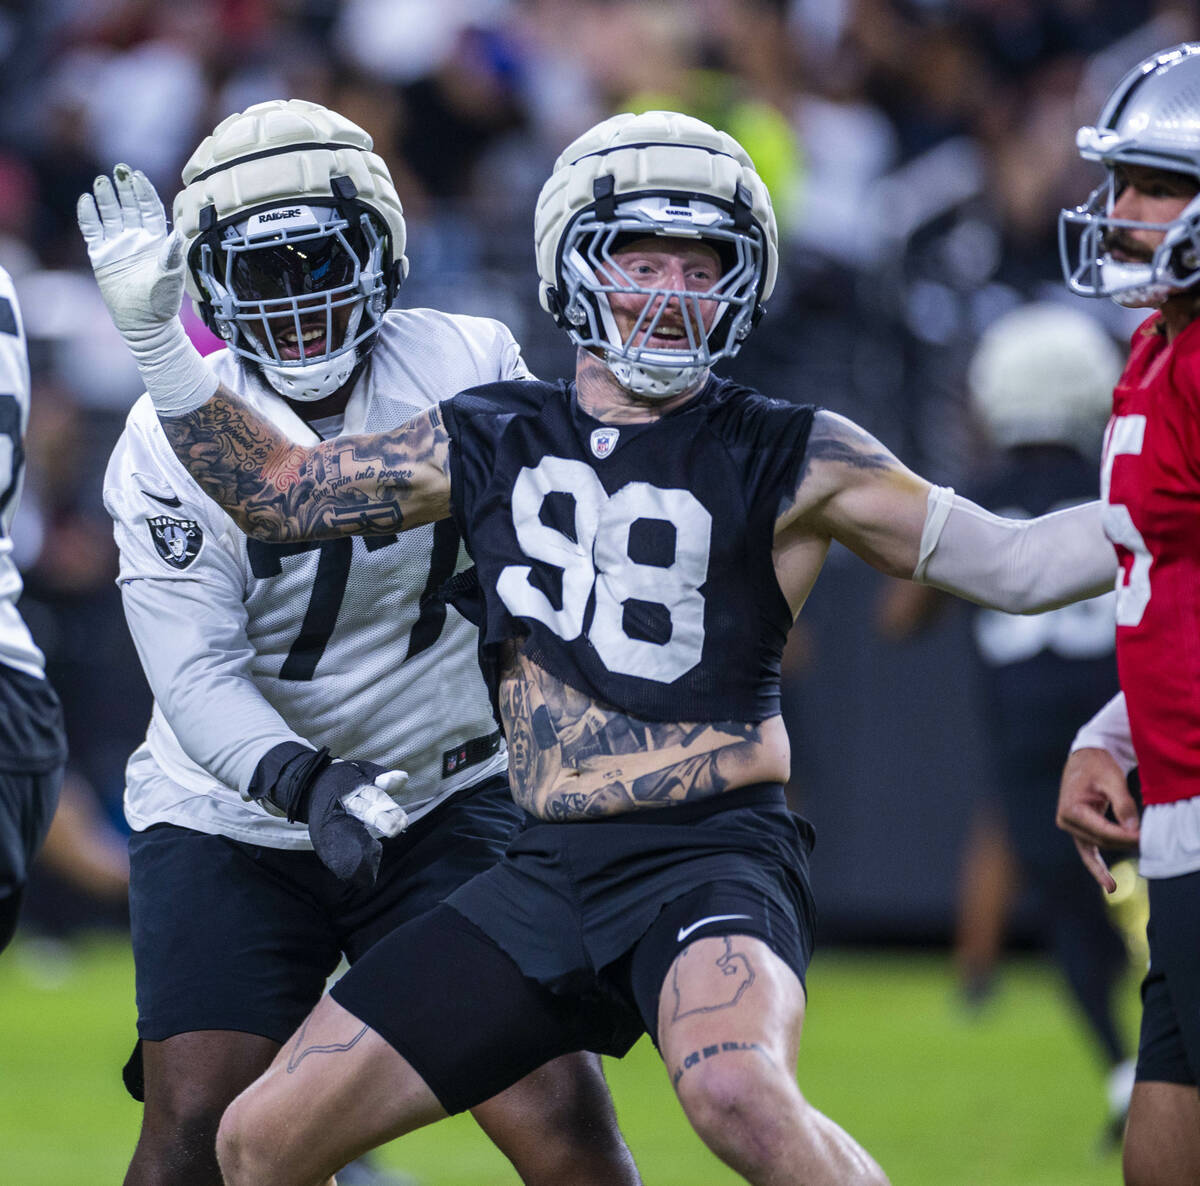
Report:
676,914,752,943
141,490,183,508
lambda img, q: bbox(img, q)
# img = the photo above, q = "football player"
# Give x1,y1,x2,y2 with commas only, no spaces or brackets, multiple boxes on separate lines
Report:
80,110,1117,1185
0,264,67,955
97,99,639,1186
1056,42,1200,1185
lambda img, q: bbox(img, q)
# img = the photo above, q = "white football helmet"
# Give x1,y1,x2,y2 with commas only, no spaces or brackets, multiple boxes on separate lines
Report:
968,303,1120,457
534,111,777,399
174,99,408,402
1059,43,1200,307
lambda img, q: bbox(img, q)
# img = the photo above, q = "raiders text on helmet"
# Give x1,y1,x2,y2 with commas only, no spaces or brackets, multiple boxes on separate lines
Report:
174,99,408,401
1060,43,1200,306
534,111,778,399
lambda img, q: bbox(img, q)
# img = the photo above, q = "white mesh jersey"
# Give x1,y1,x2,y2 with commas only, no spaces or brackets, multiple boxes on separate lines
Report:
103,307,529,847
0,266,46,680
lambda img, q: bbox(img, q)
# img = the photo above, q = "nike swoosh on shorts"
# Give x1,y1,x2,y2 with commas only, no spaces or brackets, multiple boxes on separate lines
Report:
676,914,753,943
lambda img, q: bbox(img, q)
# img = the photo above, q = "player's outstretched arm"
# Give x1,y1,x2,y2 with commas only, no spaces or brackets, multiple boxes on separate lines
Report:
779,410,1116,613
78,166,450,542
158,394,452,541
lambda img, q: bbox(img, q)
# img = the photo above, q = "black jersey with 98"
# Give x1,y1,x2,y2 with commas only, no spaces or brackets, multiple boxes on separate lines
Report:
441,376,815,723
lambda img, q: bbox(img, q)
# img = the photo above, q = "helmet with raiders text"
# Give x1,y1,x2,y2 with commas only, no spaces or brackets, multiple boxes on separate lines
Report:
968,303,1120,457
534,110,777,399
174,99,408,401
1059,42,1200,306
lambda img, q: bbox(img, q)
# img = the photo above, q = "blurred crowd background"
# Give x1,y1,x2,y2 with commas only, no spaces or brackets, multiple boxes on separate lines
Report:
0,0,1188,962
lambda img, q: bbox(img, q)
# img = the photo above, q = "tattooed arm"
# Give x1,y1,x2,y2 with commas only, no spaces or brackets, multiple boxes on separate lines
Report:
778,411,932,578
773,410,1115,615
159,384,452,542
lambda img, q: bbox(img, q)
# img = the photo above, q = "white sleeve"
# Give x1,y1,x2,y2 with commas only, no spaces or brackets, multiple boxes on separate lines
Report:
913,485,1117,613
1070,692,1137,774
0,268,29,409
120,577,309,793
104,412,308,793
497,321,534,381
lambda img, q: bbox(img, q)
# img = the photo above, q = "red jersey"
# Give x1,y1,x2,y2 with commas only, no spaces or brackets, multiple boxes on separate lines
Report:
1104,313,1200,805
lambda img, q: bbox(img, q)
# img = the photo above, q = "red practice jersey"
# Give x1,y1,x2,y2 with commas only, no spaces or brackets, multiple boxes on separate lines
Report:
1104,313,1200,805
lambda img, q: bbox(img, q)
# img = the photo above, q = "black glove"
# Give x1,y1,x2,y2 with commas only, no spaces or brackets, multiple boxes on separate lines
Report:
248,742,397,888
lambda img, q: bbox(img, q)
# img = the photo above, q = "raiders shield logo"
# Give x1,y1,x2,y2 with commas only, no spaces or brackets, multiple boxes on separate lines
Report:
147,515,203,569
590,427,620,459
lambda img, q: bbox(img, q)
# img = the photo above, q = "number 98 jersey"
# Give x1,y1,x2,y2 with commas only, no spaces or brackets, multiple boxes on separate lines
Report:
443,377,815,723
1104,313,1200,807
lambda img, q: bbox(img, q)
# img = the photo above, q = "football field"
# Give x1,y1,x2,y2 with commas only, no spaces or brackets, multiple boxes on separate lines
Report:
0,936,1134,1185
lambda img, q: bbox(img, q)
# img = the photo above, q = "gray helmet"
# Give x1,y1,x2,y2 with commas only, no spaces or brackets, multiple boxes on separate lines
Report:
174,99,408,401
534,111,777,399
1059,43,1200,306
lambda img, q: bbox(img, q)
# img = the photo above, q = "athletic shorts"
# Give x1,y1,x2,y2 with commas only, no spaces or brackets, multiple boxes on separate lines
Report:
123,774,519,1097
331,783,817,1113
0,765,65,952
1136,870,1200,1089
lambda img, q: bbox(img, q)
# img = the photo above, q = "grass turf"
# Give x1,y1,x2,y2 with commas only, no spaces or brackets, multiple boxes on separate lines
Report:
0,934,1134,1185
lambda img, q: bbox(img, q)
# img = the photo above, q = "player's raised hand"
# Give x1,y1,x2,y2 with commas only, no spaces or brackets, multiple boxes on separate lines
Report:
77,166,184,335
76,166,216,414
1056,747,1140,893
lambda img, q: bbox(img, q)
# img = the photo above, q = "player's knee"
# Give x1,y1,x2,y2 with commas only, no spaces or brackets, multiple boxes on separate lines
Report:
215,1093,275,1185
525,1053,634,1167
138,1081,229,1171
675,1057,791,1161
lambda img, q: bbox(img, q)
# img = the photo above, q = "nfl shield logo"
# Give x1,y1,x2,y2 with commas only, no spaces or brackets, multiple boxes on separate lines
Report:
147,515,203,570
590,427,620,459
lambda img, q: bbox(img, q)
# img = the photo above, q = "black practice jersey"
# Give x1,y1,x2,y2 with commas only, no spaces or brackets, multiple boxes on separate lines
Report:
442,376,815,722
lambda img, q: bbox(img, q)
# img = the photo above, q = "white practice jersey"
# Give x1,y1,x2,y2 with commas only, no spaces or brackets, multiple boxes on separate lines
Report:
103,307,529,847
0,266,46,680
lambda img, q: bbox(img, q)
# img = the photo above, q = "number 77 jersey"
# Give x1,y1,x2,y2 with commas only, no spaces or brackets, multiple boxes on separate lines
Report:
103,308,522,845
1102,313,1200,807
442,376,816,724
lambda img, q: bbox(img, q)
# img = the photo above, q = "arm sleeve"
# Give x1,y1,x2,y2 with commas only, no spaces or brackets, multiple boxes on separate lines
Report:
1070,692,1137,775
120,576,309,794
104,410,310,793
913,485,1117,613
498,323,534,381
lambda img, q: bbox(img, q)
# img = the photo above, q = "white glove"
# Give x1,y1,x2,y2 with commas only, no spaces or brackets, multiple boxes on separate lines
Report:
77,165,218,414
342,770,412,839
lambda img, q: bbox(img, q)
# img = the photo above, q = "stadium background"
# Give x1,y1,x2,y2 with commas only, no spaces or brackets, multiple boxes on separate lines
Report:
0,0,1189,1182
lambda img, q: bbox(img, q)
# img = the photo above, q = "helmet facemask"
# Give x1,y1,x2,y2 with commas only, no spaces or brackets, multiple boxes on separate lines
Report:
192,201,392,402
1059,168,1200,307
1058,43,1200,307
557,195,765,400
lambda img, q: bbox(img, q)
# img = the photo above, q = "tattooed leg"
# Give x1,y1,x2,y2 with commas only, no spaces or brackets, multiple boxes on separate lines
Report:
657,935,889,1186
217,995,446,1186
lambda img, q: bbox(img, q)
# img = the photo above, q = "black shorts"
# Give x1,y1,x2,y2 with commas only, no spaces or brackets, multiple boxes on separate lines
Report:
0,765,65,951
127,774,520,1052
1136,870,1200,1089
331,784,817,1113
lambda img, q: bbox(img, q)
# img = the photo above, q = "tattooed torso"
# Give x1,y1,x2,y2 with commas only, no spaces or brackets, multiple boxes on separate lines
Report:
497,644,791,820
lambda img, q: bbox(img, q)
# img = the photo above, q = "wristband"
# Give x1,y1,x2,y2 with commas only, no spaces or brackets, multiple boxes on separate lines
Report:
129,318,219,416
1070,693,1137,775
